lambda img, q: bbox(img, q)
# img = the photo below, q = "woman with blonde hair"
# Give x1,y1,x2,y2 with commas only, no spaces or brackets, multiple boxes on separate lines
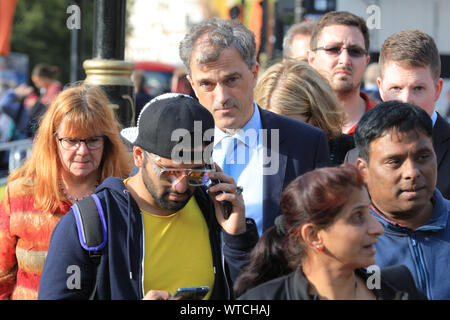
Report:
0,84,133,299
254,61,354,165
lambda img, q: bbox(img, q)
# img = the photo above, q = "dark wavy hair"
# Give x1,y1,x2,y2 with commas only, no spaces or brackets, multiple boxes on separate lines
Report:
233,222,291,297
281,163,365,265
355,100,432,162
234,164,364,297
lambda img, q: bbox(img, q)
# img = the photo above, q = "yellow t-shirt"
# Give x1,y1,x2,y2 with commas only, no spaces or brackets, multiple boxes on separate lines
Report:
141,196,215,299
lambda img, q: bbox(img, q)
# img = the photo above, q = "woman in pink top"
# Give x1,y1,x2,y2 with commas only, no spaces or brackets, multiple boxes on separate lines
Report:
31,63,63,106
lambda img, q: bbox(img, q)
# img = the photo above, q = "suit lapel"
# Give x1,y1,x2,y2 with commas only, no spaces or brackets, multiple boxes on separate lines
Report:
432,113,450,167
259,107,288,230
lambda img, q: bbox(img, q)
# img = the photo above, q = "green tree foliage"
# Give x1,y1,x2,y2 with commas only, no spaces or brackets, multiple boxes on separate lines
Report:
10,0,94,85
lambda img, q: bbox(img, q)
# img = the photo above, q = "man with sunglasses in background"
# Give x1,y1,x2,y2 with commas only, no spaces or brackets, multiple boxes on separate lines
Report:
308,11,375,135
39,94,258,300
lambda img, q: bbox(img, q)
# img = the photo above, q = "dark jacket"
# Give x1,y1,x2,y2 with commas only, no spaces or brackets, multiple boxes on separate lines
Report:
433,112,450,199
38,177,259,300
328,133,355,166
0,88,30,139
238,266,427,300
258,107,330,232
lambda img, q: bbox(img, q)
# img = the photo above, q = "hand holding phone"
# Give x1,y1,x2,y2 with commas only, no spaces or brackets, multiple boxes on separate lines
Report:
208,164,232,219
208,166,246,235
171,286,209,300
210,178,233,219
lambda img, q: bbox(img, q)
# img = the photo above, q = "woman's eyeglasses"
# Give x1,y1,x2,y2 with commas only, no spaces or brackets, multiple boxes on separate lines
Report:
312,45,367,58
146,152,213,186
57,136,105,150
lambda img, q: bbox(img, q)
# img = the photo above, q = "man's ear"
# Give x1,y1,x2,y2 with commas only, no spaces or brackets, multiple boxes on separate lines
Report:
377,76,387,101
133,146,146,168
376,76,382,89
365,54,370,67
186,74,198,97
356,157,369,184
251,62,260,88
434,77,443,102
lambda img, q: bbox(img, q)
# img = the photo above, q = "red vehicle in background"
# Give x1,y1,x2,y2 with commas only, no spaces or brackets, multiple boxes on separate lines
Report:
134,61,196,98
134,61,176,97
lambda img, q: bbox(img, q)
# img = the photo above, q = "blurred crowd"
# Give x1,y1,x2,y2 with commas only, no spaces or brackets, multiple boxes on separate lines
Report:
0,10,449,302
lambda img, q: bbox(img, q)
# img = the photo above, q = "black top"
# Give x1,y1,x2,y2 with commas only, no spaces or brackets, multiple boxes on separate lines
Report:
328,134,355,166
238,265,427,300
433,113,450,199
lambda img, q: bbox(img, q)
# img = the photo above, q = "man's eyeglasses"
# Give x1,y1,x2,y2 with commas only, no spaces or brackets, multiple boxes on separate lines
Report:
146,152,213,186
312,45,367,58
57,136,105,150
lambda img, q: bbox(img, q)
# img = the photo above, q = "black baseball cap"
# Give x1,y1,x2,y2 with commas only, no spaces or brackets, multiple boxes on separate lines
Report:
121,93,215,163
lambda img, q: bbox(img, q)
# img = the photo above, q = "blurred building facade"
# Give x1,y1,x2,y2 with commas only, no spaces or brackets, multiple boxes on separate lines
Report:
125,0,450,112
125,0,238,66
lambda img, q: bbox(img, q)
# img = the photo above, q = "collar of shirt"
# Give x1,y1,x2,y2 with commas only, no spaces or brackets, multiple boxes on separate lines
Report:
214,102,262,149
370,190,446,233
431,110,437,127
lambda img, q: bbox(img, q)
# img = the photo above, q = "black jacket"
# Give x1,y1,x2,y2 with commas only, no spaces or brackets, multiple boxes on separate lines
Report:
328,133,355,166
238,265,427,300
39,177,259,300
433,113,450,199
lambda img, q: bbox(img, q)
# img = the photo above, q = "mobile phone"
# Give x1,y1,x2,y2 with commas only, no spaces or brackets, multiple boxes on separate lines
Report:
210,178,233,219
172,286,209,300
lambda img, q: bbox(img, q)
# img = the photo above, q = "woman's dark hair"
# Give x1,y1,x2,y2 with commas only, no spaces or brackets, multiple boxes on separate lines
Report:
233,219,291,297
281,163,364,265
233,164,364,297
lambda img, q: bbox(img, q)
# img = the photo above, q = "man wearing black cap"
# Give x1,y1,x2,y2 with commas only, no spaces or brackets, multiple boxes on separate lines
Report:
38,93,259,300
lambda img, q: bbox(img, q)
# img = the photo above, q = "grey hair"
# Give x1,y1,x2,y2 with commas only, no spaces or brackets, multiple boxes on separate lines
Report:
179,18,257,75
282,21,317,59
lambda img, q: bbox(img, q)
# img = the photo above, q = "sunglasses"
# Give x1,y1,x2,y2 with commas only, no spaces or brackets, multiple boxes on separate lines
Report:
146,152,213,186
312,45,367,58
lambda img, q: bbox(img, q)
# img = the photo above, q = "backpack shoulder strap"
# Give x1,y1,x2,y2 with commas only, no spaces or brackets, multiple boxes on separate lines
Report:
72,194,107,259
72,194,107,300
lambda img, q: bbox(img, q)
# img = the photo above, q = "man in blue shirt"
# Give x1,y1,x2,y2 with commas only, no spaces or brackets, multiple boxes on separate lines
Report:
179,18,330,235
355,100,450,299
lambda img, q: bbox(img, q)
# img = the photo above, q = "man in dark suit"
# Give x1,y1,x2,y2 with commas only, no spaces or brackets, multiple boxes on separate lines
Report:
179,18,330,234
432,113,450,199
376,30,450,199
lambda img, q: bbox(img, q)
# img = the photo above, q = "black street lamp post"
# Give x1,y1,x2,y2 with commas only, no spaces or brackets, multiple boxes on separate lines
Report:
83,0,135,127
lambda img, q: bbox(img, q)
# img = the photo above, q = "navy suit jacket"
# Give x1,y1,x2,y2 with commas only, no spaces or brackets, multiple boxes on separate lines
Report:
433,113,450,199
258,107,330,231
